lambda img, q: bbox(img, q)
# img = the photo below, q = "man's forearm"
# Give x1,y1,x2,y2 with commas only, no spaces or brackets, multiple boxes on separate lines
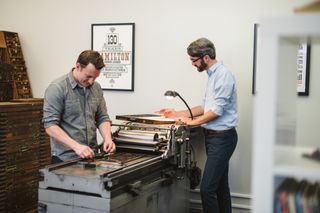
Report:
191,106,204,117
98,121,113,142
188,110,219,126
178,105,203,118
45,125,79,150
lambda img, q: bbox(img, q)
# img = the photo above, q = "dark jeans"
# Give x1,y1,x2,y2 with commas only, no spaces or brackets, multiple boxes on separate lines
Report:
200,128,238,213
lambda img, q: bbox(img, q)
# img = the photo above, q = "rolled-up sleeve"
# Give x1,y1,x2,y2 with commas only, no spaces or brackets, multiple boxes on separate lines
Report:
43,83,64,128
95,97,110,127
93,84,110,127
210,74,235,116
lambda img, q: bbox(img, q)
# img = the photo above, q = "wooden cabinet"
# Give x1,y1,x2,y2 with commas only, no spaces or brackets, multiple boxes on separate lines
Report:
0,99,50,212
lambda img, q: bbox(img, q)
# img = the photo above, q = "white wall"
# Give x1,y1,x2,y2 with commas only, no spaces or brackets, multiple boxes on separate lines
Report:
0,0,313,196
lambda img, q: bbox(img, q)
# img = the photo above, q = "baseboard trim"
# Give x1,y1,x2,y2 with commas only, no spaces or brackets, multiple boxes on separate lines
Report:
189,190,252,211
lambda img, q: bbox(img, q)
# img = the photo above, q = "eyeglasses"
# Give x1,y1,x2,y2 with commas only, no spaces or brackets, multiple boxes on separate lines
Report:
190,56,202,63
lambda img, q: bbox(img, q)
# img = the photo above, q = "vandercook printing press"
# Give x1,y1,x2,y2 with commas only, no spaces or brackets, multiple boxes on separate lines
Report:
39,114,199,213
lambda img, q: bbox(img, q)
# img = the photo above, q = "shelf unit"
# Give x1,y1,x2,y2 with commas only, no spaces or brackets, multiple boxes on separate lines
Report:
251,14,320,213
0,31,32,99
273,145,319,180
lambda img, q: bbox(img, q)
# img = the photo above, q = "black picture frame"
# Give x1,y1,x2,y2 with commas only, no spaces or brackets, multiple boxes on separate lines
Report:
297,43,311,96
91,23,135,91
252,23,259,95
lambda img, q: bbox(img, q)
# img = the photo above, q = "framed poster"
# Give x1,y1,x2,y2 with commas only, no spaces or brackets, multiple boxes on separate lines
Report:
297,43,310,96
252,23,259,95
91,23,135,91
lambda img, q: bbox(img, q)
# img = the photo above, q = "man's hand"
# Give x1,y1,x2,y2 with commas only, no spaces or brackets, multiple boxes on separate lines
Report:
158,108,177,118
103,139,116,154
74,144,95,159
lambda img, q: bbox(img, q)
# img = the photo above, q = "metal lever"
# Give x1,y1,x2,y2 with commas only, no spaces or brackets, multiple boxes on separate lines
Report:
127,180,142,196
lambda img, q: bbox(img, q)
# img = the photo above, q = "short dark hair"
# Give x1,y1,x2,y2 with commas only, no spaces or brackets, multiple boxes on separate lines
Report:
77,50,105,70
187,38,216,59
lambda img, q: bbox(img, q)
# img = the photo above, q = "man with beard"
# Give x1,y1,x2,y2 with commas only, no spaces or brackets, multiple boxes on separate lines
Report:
43,50,116,163
159,38,238,213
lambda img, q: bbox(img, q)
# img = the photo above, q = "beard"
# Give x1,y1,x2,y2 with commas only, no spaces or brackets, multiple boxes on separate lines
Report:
196,60,207,72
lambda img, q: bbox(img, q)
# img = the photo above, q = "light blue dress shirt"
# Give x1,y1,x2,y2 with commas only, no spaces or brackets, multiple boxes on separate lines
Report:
201,62,238,131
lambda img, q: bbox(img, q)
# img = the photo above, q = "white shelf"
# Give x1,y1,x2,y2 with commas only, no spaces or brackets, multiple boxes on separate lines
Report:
273,145,320,180
251,14,320,213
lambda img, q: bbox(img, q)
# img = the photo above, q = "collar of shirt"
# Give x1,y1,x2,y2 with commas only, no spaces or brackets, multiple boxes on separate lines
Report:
68,69,89,91
207,61,222,77
68,69,78,89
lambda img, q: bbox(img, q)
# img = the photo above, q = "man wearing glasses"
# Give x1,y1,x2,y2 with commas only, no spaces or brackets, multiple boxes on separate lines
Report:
160,38,238,213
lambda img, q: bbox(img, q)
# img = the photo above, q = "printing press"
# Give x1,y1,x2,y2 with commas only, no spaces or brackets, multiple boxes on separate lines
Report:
39,114,197,213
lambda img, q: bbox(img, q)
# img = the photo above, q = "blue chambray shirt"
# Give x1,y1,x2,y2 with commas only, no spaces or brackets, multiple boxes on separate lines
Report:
43,70,111,161
201,62,238,131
